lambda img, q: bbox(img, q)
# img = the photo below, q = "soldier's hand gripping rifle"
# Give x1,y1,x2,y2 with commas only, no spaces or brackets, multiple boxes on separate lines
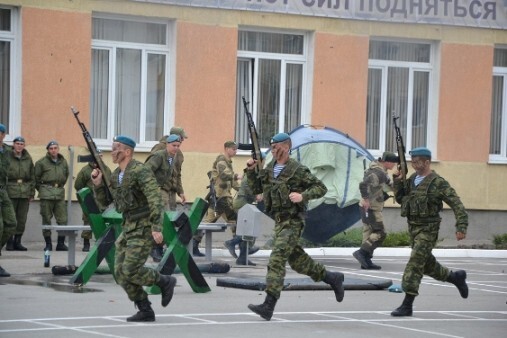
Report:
241,96,263,173
393,115,408,191
70,107,113,205
205,171,218,216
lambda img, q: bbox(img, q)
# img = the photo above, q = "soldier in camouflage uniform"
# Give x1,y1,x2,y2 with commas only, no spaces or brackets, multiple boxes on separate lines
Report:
391,147,469,317
353,151,399,270
0,123,17,277
145,134,186,261
34,140,69,251
245,133,345,321
91,135,176,322
74,153,111,252
197,140,241,258
5,136,35,252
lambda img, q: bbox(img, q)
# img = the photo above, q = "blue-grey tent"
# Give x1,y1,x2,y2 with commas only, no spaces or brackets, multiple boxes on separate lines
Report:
283,125,374,243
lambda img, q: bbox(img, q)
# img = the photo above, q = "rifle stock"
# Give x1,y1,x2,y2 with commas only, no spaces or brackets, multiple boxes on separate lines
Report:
70,107,113,205
206,171,217,216
242,96,263,172
393,116,408,190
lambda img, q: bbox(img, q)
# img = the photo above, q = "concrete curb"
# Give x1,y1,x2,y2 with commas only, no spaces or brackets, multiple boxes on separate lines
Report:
211,247,507,258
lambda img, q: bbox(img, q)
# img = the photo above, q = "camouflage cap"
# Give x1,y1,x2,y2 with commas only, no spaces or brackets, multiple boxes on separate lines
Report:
409,147,431,158
46,140,59,149
381,151,399,163
170,127,188,139
224,140,238,149
0,123,5,133
113,135,136,149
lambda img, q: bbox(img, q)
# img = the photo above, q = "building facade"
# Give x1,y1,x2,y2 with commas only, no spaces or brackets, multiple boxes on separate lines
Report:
1,0,506,242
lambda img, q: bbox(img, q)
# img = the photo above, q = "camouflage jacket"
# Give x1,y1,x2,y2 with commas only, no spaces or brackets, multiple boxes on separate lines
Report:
6,148,35,199
34,153,69,200
74,162,112,192
211,154,239,198
394,170,468,233
144,149,184,195
0,143,12,187
359,161,392,211
151,138,185,173
246,158,327,216
93,159,163,232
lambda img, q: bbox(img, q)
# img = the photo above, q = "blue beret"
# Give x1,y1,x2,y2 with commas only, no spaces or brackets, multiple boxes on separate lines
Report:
409,147,431,158
166,134,181,143
114,135,136,149
46,140,59,149
270,132,290,144
13,136,25,143
0,123,5,133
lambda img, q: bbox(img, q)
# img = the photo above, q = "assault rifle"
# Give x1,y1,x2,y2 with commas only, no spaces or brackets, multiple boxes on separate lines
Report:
393,115,408,191
71,107,113,205
205,171,217,216
242,96,263,173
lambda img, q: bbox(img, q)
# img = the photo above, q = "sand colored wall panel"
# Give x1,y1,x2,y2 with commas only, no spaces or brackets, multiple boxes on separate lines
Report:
174,22,238,153
312,33,369,141
438,44,493,162
22,7,91,147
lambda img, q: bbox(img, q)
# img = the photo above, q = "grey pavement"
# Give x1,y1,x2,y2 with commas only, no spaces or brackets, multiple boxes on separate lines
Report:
0,243,506,338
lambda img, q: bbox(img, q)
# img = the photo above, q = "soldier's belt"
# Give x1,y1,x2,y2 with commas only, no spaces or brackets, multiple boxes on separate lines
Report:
8,179,24,183
123,206,151,222
272,211,303,223
43,183,60,188
407,216,441,224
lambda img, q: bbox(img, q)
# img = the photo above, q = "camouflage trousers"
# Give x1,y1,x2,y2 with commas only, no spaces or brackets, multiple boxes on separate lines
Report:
195,196,237,242
115,220,160,302
11,198,30,235
40,199,67,237
401,221,450,296
0,189,17,247
360,208,386,255
161,189,178,212
265,216,326,299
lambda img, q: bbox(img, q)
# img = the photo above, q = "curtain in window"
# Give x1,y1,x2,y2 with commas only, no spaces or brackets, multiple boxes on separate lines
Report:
115,48,141,141
490,76,503,155
385,67,408,152
366,68,382,149
257,59,280,147
146,53,165,141
235,59,252,145
412,71,429,148
285,63,302,133
0,41,9,129
90,49,109,139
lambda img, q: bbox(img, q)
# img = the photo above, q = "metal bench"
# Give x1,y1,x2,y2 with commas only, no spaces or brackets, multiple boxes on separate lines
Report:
41,225,91,266
196,222,230,261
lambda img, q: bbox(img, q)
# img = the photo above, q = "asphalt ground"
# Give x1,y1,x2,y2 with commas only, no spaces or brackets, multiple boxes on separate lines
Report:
0,244,506,338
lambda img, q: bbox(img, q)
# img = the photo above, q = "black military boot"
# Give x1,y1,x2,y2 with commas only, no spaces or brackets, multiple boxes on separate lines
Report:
224,235,242,258
82,239,90,252
236,241,256,266
157,274,177,307
248,293,278,321
323,271,345,302
43,236,52,251
126,299,155,322
391,294,415,317
150,244,164,262
55,236,68,251
13,235,28,251
364,252,381,270
447,270,469,299
0,266,11,277
6,236,14,251
192,239,205,257
353,248,370,269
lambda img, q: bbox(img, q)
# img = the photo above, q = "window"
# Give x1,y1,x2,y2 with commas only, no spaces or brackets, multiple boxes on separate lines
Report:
0,7,19,138
365,40,434,157
490,48,507,163
91,16,172,149
236,30,308,148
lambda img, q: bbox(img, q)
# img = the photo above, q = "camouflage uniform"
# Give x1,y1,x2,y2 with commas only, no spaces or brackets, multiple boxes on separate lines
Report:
74,162,111,239
233,176,257,211
34,153,69,237
246,158,328,299
394,171,468,296
145,149,184,211
199,154,240,240
358,161,392,255
93,159,164,302
1,143,17,248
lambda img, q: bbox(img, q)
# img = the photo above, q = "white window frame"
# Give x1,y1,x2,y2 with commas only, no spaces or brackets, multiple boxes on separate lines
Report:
0,6,21,141
91,14,174,151
490,66,507,164
366,38,438,160
236,27,312,150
